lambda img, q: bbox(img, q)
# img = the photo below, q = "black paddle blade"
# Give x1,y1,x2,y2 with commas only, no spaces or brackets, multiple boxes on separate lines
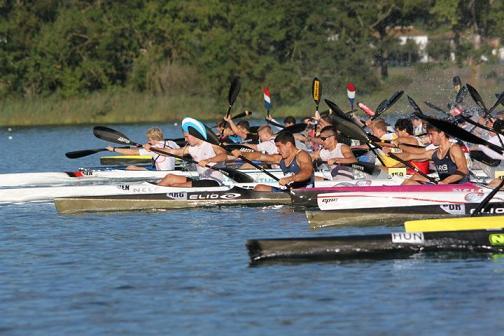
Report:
312,77,321,105
231,110,252,120
65,148,105,159
375,99,388,115
488,91,504,115
495,92,504,104
324,99,353,122
223,144,255,152
349,162,379,176
424,101,448,115
281,123,307,134
93,126,138,146
228,77,241,106
201,124,220,145
325,99,369,144
455,85,467,104
466,83,488,112
219,167,255,183
415,114,503,154
407,96,424,115
386,90,404,107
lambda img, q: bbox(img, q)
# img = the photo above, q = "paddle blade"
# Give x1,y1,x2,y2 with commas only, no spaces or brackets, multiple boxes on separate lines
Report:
231,110,252,120
219,167,255,183
312,77,321,105
325,99,353,122
265,118,284,129
281,123,307,134
466,83,488,112
65,148,105,159
488,91,504,115
416,114,503,154
358,102,375,117
375,99,388,115
407,96,424,115
455,85,467,104
325,100,369,144
424,101,448,115
228,77,241,107
385,90,404,110
93,126,137,146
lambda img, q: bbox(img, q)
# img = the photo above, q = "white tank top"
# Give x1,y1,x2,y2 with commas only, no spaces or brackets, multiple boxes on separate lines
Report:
320,143,344,161
138,140,179,170
188,142,223,181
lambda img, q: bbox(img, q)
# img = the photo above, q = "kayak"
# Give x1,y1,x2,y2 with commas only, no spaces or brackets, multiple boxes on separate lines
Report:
55,187,291,214
0,168,286,188
306,201,504,229
290,182,483,209
246,229,504,264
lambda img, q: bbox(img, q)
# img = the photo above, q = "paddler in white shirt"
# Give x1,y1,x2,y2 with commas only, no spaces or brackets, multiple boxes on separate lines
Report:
311,126,357,180
106,127,179,171
148,125,228,188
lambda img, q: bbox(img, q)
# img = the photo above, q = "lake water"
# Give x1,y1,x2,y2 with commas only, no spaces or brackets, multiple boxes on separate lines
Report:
1,124,503,335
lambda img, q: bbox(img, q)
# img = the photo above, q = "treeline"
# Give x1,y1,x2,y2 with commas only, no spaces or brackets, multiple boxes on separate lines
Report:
0,0,503,110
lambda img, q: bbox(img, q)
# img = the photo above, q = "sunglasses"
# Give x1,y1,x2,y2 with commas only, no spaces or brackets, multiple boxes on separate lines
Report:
320,135,334,141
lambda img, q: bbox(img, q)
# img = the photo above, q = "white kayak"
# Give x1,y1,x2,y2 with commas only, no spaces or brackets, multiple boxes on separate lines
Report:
0,181,264,203
0,168,286,188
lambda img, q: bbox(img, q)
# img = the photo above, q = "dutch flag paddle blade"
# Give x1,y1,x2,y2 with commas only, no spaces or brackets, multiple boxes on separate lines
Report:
347,82,356,110
264,87,272,113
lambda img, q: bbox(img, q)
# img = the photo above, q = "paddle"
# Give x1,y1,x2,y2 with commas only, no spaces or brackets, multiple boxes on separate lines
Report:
312,77,321,119
219,77,241,140
92,126,254,183
466,83,488,115
372,91,404,120
65,146,135,159
408,96,503,154
326,99,437,183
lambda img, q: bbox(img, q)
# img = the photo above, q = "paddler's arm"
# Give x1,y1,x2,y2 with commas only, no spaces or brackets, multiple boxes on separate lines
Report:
230,149,281,164
198,145,228,167
393,149,433,161
224,115,247,139
439,144,468,184
280,151,313,186
327,144,357,165
144,144,187,157
106,146,139,155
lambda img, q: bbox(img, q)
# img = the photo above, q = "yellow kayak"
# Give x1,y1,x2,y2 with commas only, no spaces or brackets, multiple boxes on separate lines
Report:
100,155,153,165
405,215,504,233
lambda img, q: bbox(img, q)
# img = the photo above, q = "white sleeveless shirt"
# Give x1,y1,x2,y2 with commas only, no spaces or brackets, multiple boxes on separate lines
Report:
188,141,224,181
139,140,179,170
319,143,344,161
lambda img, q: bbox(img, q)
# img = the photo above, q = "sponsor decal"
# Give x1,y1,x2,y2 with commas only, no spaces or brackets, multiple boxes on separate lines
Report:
469,207,504,215
188,193,242,200
356,180,373,186
440,203,465,215
489,234,504,246
118,184,130,191
131,186,158,193
166,192,187,200
320,197,338,204
391,232,425,244
464,192,485,202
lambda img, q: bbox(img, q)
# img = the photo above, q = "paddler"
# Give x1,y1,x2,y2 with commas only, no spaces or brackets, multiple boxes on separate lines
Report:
148,123,228,187
106,127,179,171
311,126,357,180
231,131,313,191
395,123,469,185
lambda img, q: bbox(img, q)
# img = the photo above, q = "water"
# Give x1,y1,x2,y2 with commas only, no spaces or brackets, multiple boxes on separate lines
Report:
1,124,503,335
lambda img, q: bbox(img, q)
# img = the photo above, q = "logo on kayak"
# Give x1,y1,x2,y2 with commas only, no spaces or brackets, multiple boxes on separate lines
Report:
464,192,485,202
391,232,424,244
319,197,337,204
469,207,504,215
117,184,158,193
440,204,465,215
188,193,241,200
489,234,504,246
166,192,187,200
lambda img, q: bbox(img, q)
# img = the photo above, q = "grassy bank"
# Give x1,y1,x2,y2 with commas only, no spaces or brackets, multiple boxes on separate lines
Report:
1,64,502,127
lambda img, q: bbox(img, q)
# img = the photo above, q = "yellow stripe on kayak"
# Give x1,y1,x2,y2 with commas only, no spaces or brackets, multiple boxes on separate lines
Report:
404,215,504,233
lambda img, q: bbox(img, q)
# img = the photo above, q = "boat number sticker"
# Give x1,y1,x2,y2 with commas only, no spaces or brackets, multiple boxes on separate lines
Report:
440,204,465,215
391,232,424,244
489,234,504,246
166,192,187,200
388,168,406,177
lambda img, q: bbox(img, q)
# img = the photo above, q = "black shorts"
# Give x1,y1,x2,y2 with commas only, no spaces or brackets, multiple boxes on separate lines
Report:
190,179,221,187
